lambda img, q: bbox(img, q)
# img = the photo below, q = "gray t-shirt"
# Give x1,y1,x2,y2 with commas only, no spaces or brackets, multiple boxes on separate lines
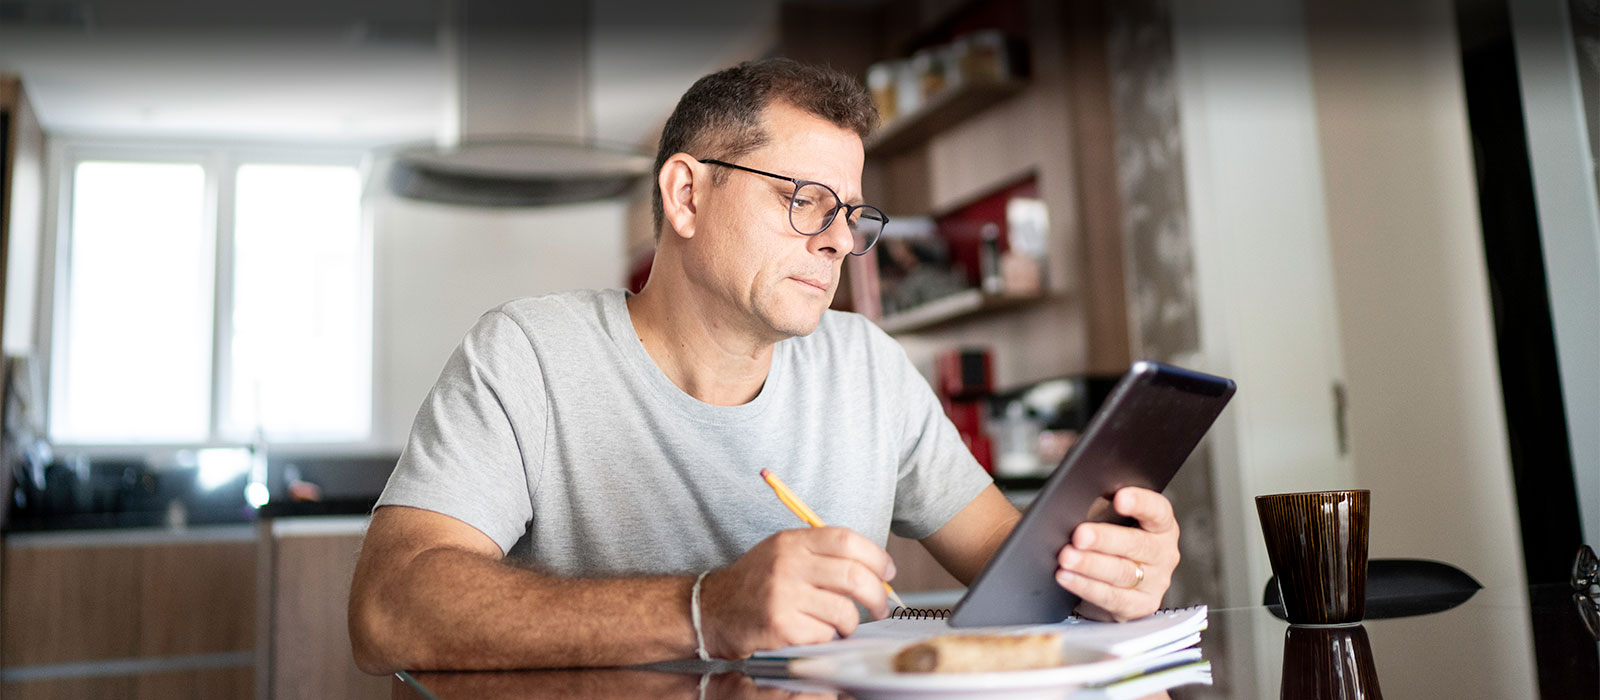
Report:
377,288,992,578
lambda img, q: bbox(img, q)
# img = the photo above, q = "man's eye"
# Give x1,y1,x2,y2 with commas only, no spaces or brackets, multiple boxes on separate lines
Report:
791,197,814,210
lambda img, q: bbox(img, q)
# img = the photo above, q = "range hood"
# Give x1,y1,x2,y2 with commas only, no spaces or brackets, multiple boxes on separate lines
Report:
387,1,651,207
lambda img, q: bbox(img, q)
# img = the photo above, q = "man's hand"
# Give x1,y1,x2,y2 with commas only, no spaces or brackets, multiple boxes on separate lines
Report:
698,527,896,659
1054,487,1180,621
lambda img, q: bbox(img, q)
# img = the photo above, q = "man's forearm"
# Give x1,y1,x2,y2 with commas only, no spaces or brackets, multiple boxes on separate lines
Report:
350,547,697,672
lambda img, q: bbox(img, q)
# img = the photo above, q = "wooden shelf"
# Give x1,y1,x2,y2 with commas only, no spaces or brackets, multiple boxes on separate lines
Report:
877,288,1049,334
864,76,1028,157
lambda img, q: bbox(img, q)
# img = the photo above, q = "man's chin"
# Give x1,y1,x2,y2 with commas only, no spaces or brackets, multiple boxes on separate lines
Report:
763,305,827,338
770,316,823,338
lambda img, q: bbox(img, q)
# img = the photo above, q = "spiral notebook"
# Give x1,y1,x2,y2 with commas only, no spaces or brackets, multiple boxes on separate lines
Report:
752,604,1207,661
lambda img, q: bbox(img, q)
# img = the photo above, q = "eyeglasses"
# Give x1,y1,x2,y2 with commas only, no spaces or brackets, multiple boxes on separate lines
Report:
699,158,888,256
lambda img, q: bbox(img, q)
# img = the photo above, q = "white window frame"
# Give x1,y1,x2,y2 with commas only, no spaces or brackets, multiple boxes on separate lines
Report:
39,138,378,458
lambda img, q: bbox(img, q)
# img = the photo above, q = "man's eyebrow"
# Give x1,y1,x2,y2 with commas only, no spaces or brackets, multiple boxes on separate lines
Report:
811,179,863,206
774,171,862,206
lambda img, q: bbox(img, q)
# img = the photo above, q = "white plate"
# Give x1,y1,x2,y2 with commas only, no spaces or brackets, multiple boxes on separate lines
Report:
788,646,1198,700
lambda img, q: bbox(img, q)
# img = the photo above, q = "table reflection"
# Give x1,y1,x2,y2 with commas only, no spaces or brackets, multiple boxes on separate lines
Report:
1279,625,1381,700
396,668,1181,700
1174,584,1600,699
398,669,842,700
396,585,1599,700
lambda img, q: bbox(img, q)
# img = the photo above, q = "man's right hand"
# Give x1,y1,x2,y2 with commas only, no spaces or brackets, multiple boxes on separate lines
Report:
697,527,897,659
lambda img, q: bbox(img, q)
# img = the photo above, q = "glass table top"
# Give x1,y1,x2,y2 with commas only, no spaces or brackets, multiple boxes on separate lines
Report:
393,584,1599,699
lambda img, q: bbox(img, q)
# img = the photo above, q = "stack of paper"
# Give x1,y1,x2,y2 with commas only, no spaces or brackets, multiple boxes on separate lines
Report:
750,606,1210,698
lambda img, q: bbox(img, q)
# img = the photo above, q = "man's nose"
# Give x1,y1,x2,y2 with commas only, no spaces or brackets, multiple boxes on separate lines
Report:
810,211,854,257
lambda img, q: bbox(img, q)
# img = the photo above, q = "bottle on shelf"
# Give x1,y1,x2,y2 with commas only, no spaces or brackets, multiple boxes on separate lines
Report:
993,400,1043,478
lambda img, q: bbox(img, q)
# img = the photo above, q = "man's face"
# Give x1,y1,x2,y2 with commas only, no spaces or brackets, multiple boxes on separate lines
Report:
687,101,865,341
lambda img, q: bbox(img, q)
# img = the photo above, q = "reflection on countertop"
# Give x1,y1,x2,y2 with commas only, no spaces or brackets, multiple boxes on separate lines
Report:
5,452,397,531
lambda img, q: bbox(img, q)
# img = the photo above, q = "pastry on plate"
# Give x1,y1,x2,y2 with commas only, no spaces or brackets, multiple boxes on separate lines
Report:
891,633,1065,673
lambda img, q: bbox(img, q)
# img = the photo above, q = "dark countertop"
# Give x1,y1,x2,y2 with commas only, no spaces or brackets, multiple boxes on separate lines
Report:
4,453,395,532
4,497,382,532
257,497,377,519
6,457,1034,532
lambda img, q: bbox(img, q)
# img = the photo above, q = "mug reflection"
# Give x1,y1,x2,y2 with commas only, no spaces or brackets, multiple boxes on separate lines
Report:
1279,624,1383,700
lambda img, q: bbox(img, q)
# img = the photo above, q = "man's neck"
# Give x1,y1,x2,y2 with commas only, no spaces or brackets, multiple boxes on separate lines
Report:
626,280,777,407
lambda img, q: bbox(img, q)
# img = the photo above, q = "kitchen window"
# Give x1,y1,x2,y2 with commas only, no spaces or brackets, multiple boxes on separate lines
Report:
47,147,372,447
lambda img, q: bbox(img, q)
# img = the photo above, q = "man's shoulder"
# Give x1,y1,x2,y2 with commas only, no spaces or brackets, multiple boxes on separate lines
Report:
492,288,616,324
457,289,619,355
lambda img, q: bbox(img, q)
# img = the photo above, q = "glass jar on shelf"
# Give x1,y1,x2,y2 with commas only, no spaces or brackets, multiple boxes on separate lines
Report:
993,400,1043,477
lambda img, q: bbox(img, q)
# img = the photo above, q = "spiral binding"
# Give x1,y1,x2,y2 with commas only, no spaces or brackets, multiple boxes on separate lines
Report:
888,603,1202,622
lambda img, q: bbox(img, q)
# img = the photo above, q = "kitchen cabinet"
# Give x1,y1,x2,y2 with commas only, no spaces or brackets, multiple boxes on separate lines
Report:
258,517,386,700
0,527,257,700
0,517,386,700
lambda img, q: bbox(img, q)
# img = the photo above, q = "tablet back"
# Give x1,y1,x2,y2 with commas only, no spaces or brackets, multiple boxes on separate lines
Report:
948,361,1236,627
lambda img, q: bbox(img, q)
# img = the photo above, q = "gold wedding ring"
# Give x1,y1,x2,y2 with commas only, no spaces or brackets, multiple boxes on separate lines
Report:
1132,562,1146,589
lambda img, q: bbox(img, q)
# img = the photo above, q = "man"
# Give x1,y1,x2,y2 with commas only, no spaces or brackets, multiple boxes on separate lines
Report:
349,58,1180,673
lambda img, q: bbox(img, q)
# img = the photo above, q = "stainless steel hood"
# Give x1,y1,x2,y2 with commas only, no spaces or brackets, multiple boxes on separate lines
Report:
386,1,650,207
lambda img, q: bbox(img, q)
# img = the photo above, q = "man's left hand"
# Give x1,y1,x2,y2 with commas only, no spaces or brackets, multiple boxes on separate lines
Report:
1054,487,1180,621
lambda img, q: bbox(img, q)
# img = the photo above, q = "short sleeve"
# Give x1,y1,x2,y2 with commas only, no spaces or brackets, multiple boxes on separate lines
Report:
376,310,547,555
877,332,994,540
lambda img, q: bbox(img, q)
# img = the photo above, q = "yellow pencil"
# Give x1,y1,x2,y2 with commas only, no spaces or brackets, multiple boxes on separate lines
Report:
759,468,907,610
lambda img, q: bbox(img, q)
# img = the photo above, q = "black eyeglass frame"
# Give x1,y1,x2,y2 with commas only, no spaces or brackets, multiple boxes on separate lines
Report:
698,158,888,256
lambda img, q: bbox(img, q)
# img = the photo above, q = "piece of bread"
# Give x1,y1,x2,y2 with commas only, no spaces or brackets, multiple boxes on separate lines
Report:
891,633,1065,673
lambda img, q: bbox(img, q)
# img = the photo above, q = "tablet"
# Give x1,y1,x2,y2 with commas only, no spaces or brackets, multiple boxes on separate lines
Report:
947,361,1235,627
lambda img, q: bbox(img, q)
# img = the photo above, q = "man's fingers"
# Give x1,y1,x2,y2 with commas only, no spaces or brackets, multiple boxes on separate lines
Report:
1058,546,1158,590
794,585,864,638
1072,522,1170,567
772,527,894,621
776,608,848,647
1113,487,1178,534
806,555,890,619
1055,568,1159,622
796,527,897,581
1053,490,1180,622
712,527,905,658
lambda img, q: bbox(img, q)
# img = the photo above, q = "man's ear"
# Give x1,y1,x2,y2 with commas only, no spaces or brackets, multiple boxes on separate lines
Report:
659,154,701,241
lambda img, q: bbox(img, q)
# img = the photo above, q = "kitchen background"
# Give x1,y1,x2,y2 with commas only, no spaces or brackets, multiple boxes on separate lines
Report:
0,0,1596,698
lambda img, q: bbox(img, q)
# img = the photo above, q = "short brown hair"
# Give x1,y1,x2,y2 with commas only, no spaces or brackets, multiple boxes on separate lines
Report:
651,58,879,238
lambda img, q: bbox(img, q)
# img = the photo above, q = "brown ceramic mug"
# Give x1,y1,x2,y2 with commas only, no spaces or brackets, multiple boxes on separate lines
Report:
1255,489,1370,625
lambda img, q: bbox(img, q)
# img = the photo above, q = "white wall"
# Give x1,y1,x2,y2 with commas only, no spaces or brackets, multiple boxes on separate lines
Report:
367,183,626,450
1301,2,1537,694
1169,5,1353,693
1170,0,1351,607
1304,0,1528,594
1173,1,1540,694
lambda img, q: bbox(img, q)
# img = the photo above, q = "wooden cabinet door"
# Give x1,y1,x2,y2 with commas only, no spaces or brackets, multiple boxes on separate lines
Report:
264,518,387,700
2,529,256,700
